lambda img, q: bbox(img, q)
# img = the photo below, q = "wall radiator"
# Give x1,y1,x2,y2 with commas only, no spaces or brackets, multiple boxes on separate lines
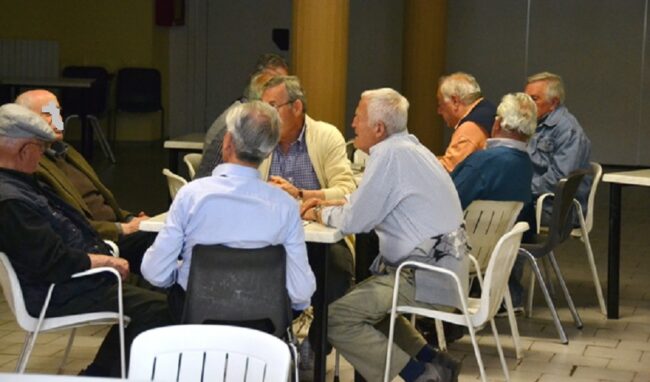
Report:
0,39,59,78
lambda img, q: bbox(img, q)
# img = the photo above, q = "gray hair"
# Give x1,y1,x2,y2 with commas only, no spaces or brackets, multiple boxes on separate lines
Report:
438,72,482,105
496,93,537,137
361,88,409,136
527,72,565,104
225,101,280,165
263,75,308,114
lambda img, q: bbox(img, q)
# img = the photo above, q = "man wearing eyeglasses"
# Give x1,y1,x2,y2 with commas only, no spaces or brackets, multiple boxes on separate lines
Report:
0,103,171,377
260,75,355,375
436,72,496,173
15,89,155,275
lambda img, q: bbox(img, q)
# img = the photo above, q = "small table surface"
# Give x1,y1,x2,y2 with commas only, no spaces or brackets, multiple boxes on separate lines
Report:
0,372,134,382
140,212,343,243
164,133,205,150
602,168,650,186
0,76,94,89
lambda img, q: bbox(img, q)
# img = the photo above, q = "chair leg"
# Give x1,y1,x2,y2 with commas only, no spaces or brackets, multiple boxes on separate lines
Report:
16,331,38,373
334,350,340,382
541,257,557,298
503,288,523,360
57,328,76,374
466,323,488,382
89,116,116,163
489,319,510,381
580,231,607,315
547,251,583,329
526,266,535,318
519,249,569,344
434,319,447,351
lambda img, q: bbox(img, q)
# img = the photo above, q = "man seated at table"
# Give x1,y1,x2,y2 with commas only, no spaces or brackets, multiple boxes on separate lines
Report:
15,90,155,275
302,88,465,382
0,103,171,377
259,75,356,368
436,72,496,172
196,53,289,178
141,101,316,322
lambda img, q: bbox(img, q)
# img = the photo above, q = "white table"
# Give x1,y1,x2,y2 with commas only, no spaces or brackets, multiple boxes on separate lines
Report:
164,133,205,173
140,211,341,381
602,169,650,318
0,372,142,382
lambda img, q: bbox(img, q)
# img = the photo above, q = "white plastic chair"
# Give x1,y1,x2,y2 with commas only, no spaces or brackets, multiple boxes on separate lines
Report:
162,168,187,200
384,222,529,382
534,162,606,316
128,324,291,381
0,252,129,377
183,153,202,180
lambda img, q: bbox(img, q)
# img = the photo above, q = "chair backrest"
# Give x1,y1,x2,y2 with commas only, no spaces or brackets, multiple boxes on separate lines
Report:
463,200,523,270
476,222,529,323
0,252,37,331
183,153,202,180
162,168,187,200
128,324,291,382
582,162,602,233
182,244,291,339
538,170,588,253
115,67,162,112
60,66,109,116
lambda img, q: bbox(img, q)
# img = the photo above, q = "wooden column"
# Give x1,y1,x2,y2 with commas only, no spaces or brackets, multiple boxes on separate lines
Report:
292,0,349,132
402,0,447,152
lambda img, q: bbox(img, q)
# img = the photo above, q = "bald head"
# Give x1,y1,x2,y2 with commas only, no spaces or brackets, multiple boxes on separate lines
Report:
15,90,64,141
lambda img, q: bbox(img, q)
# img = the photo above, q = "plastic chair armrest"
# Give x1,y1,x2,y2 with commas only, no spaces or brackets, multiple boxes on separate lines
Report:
396,260,469,310
535,192,555,233
103,240,120,257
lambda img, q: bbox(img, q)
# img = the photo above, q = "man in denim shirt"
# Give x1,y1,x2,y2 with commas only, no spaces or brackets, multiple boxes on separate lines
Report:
525,72,591,226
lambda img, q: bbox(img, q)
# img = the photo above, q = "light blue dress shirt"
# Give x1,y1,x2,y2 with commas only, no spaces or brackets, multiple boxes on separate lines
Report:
321,132,464,266
141,163,316,310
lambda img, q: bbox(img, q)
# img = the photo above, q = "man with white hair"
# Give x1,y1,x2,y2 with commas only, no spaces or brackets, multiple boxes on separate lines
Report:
452,92,536,209
436,72,496,172
525,72,591,225
0,103,171,377
141,101,316,321
302,88,465,382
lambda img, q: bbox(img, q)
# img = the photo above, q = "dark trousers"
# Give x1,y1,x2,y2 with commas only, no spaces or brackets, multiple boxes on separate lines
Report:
117,230,157,276
307,240,354,352
47,282,171,377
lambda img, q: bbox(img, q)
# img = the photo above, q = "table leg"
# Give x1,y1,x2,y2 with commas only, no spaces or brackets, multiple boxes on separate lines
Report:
607,183,621,319
80,115,94,161
313,243,329,382
168,149,179,174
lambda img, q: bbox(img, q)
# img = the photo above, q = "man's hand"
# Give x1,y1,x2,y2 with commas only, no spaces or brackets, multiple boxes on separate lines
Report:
121,213,149,235
269,175,300,199
300,198,346,222
89,254,130,279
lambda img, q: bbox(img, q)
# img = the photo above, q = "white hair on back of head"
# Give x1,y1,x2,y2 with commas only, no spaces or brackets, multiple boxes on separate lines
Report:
526,72,565,104
360,88,409,136
438,72,482,105
225,101,280,165
496,92,537,137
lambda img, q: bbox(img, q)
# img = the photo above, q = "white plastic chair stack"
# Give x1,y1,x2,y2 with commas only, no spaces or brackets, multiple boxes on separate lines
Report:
129,325,291,382
383,222,529,382
183,153,203,180
0,252,129,377
162,168,188,200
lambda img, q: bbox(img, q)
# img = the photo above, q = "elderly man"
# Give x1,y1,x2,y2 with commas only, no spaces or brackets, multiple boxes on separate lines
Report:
15,90,154,274
196,53,290,178
525,72,591,225
302,88,465,382
141,101,316,322
437,72,496,172
0,103,170,377
260,75,355,366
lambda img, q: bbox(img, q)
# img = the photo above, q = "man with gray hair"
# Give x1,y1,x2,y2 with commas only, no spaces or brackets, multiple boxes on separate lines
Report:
141,101,316,321
302,88,465,382
436,72,497,172
0,103,171,377
525,72,591,225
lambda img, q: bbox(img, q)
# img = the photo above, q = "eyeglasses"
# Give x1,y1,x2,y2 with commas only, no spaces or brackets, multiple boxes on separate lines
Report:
270,100,293,111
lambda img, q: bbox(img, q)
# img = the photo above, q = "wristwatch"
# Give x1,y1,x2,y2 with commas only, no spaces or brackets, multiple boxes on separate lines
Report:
298,189,304,199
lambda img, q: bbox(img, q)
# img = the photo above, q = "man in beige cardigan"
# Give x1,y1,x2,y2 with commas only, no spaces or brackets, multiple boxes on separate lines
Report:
259,75,355,374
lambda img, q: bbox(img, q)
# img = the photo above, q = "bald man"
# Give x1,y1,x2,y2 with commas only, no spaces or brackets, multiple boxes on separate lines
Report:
15,90,155,274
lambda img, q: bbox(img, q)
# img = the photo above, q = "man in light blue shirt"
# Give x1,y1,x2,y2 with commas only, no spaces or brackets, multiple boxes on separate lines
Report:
302,88,465,382
141,101,316,321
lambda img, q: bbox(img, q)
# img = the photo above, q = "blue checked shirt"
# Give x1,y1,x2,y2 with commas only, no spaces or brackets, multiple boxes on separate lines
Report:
269,125,321,190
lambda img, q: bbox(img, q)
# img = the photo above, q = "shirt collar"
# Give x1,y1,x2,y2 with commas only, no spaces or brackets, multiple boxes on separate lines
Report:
538,105,565,129
212,163,260,179
486,138,528,152
454,97,483,130
369,130,410,155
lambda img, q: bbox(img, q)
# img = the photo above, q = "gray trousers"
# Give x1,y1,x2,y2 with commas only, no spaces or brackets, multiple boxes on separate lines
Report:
328,269,428,381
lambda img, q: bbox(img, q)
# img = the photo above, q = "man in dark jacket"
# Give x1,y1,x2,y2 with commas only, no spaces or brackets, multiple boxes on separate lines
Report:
0,103,170,376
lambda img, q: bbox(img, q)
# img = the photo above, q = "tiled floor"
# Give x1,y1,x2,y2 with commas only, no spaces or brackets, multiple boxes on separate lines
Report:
1,143,649,381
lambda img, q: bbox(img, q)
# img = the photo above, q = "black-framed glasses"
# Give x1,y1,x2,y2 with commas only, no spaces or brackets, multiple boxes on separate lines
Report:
270,100,293,111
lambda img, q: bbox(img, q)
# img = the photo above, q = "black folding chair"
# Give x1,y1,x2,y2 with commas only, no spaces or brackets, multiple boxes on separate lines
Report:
114,67,164,140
